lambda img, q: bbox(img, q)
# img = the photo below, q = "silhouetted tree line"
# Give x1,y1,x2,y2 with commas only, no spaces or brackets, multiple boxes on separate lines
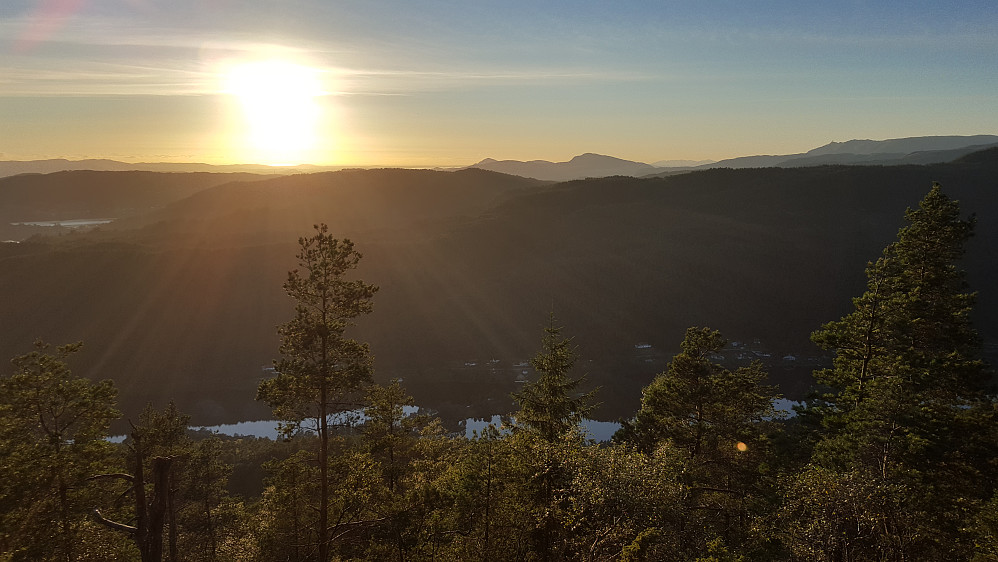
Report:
2,184,997,561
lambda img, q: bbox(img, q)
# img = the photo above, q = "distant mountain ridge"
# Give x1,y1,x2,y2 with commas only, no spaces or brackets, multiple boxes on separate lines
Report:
468,135,998,181
0,159,346,179
805,135,998,156
469,153,658,182
5,134,997,182
696,135,998,171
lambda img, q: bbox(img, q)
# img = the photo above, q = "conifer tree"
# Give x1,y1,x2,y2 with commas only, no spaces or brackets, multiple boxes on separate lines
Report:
512,316,596,442
803,183,996,558
257,223,378,562
0,341,120,561
617,327,779,557
617,327,776,457
510,317,596,561
810,183,992,478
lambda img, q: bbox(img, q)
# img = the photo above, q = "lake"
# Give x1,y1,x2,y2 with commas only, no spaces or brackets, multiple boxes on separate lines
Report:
11,218,114,227
108,400,799,443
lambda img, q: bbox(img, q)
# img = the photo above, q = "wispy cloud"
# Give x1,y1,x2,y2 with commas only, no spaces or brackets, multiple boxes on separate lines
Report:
2,21,655,98
2,8,666,97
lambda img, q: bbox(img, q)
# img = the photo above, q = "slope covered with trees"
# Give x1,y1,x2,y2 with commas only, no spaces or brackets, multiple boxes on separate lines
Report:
1,156,998,426
3,183,995,560
0,171,272,241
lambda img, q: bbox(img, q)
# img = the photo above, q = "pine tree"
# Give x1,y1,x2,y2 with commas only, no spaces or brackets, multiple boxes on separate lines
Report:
617,327,777,457
810,183,991,475
139,402,190,562
617,327,779,557
508,317,597,561
257,223,378,562
804,183,996,558
511,316,596,443
0,341,120,561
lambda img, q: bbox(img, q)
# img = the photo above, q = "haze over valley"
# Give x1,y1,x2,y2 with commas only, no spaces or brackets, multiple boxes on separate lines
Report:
3,136,998,429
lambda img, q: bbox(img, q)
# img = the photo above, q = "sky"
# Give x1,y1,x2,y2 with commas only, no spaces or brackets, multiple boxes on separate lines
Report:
2,1,998,166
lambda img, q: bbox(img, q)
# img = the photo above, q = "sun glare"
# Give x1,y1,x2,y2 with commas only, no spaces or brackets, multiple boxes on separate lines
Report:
224,60,329,165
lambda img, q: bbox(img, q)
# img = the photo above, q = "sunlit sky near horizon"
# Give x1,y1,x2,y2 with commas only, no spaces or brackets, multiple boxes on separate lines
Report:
2,1,997,166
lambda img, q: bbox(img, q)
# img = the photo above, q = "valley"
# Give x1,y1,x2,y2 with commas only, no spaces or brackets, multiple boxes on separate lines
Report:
2,143,998,432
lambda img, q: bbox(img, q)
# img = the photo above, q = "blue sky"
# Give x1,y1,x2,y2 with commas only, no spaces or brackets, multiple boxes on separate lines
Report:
2,1,997,165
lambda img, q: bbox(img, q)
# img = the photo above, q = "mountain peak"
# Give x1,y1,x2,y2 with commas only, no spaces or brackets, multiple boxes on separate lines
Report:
568,153,638,165
805,135,998,157
468,153,654,182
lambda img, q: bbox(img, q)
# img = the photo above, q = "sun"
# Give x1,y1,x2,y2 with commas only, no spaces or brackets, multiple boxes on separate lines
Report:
224,60,328,165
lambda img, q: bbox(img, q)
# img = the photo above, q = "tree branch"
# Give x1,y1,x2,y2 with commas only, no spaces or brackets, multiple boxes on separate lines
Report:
89,472,136,484
327,517,388,543
91,508,137,534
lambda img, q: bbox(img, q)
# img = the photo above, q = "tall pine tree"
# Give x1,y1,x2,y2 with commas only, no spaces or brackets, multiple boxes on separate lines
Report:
512,316,595,443
510,317,596,561
617,327,779,557
804,183,996,558
257,224,378,562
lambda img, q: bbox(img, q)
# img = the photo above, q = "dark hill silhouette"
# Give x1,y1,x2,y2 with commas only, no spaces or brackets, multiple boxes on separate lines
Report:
469,153,656,181
473,136,998,181
3,153,998,428
954,145,998,164
804,135,998,156
686,135,998,171
107,167,548,247
0,159,344,178
0,170,271,240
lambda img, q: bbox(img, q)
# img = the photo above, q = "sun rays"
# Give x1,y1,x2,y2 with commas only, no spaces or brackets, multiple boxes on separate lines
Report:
222,59,333,165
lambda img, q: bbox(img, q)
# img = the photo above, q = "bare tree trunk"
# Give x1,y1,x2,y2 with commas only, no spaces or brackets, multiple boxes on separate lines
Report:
91,432,172,562
59,477,73,562
319,380,329,562
134,437,149,556
141,457,171,562
167,469,178,562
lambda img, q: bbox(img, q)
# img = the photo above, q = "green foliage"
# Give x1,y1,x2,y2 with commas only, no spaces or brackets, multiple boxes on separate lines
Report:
253,443,381,561
177,436,246,562
506,318,601,560
692,537,746,562
617,327,778,456
512,316,596,443
617,327,781,558
0,341,122,561
429,425,532,561
137,401,190,457
255,223,378,562
253,449,320,562
135,401,191,562
621,528,663,562
810,184,990,477
778,465,925,561
359,380,455,561
257,224,378,434
803,183,998,558
571,445,684,560
971,492,998,560
89,402,248,562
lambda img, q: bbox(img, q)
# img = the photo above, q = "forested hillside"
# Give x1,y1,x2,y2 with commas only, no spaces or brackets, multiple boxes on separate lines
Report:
1,153,998,427
0,171,273,240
